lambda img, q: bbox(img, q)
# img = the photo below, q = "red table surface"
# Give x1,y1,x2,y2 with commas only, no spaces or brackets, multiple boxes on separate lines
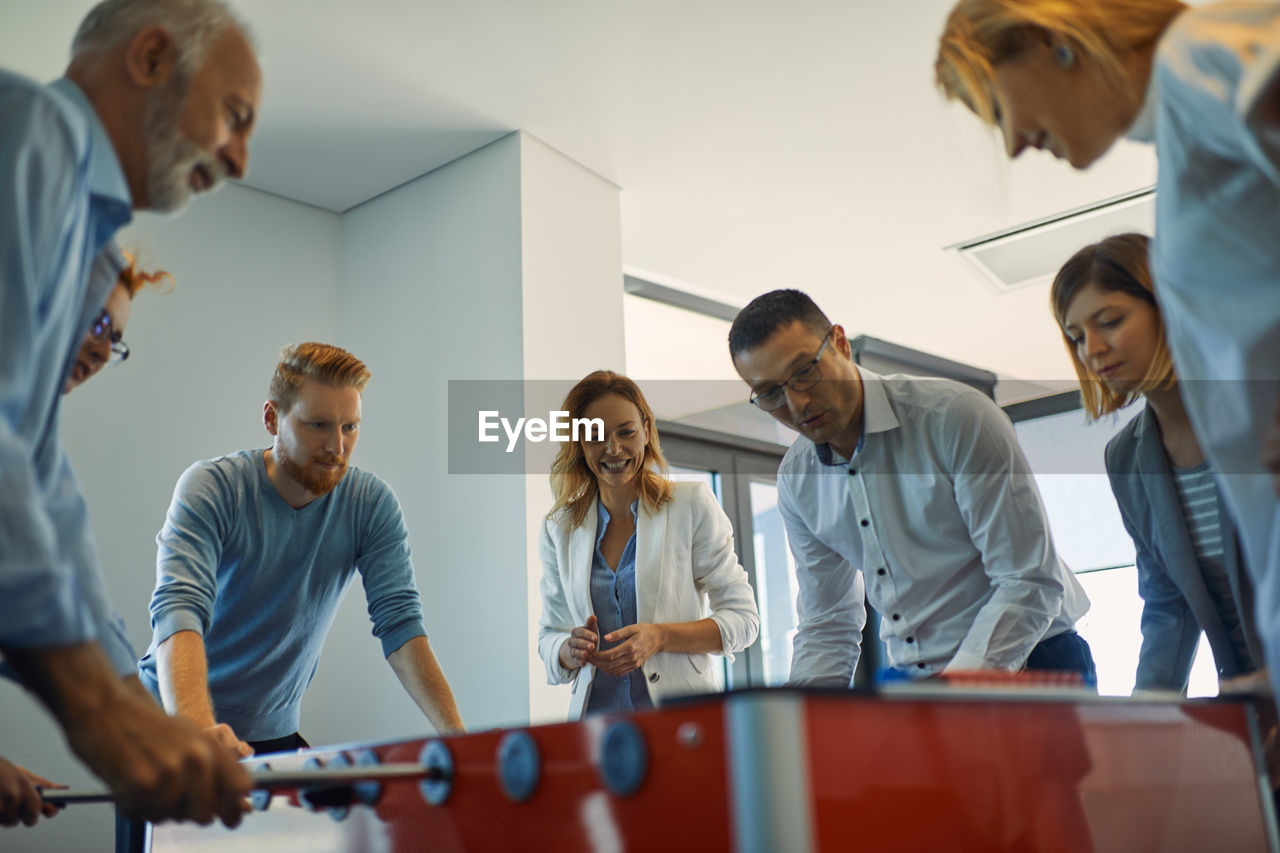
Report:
804,696,1270,852
150,692,1275,853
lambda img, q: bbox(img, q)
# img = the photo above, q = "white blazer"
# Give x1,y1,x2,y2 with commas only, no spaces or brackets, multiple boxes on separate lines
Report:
537,481,760,720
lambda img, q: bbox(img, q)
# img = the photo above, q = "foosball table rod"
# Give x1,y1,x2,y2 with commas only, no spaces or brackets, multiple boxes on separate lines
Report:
38,762,446,806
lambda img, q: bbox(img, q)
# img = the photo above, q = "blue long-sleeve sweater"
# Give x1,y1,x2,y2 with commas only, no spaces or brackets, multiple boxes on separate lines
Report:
137,449,426,740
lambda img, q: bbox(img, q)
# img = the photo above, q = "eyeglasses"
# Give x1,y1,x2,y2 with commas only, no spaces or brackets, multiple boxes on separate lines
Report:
748,327,833,412
89,309,130,366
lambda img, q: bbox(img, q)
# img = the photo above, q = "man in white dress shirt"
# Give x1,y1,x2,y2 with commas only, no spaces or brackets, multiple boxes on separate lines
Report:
729,289,1092,686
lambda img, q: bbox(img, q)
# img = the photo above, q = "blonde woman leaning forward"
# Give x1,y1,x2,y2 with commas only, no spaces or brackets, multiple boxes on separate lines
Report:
537,371,759,719
936,0,1280,698
1053,233,1263,694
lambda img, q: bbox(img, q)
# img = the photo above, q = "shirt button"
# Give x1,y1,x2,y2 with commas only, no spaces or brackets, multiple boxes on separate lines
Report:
876,568,886,576
891,614,901,621
906,637,914,644
860,519,869,527
917,663,926,670
649,672,659,683
848,468,857,476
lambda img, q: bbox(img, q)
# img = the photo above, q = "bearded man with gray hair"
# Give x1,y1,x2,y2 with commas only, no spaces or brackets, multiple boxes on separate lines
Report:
0,0,263,829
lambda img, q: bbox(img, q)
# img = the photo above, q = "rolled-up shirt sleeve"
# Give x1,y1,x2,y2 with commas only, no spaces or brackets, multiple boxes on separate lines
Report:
0,445,99,651
47,449,138,675
945,393,1070,672
0,82,98,652
150,463,227,645
355,479,427,658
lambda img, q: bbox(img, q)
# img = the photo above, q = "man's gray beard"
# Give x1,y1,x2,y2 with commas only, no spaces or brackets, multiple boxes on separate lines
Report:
142,79,221,212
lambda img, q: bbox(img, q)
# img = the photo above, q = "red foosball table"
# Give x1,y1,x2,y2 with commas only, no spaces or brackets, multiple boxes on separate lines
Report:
144,688,1279,852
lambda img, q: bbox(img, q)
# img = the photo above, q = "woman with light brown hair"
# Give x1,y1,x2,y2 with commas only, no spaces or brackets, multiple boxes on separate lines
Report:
936,0,1280,697
1053,232,1261,693
536,370,759,719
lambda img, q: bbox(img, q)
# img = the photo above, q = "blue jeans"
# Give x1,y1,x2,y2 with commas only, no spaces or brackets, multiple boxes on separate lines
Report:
1024,630,1097,688
883,631,1097,688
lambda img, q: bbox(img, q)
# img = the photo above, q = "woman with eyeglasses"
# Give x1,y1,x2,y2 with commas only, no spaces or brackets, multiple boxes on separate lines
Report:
63,246,170,393
537,370,759,719
1053,233,1262,693
935,0,1280,696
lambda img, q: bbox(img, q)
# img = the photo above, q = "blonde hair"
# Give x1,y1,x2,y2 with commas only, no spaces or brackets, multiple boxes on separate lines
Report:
935,0,1185,126
268,343,371,415
1050,232,1176,418
548,371,673,530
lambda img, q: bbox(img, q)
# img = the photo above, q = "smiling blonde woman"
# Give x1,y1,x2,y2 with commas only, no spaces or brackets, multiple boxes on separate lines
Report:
536,370,759,719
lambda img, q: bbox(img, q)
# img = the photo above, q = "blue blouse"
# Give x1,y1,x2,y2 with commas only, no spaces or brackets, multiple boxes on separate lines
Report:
584,500,653,714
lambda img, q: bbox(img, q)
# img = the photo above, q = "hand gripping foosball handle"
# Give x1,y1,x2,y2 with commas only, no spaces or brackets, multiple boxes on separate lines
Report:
38,761,451,806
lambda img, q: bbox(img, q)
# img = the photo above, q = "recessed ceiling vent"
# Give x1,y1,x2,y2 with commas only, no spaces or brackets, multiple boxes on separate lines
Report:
946,186,1154,293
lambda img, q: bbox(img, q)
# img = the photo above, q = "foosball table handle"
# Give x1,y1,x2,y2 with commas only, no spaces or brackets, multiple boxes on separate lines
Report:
38,755,454,809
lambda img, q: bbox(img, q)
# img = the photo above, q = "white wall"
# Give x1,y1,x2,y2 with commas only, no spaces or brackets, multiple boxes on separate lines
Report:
320,130,626,736
318,133,530,739
0,183,340,853
0,131,624,852
517,133,625,724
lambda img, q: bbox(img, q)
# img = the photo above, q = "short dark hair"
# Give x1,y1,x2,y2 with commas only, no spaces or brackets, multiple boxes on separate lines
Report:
728,289,832,359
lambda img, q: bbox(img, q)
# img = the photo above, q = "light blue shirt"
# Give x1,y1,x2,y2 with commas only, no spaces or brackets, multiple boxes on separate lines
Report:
0,71,135,672
584,500,653,714
1126,1,1280,697
137,450,429,740
777,366,1089,685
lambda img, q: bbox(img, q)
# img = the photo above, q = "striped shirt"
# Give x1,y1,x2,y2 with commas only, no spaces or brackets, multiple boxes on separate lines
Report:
1171,463,1253,672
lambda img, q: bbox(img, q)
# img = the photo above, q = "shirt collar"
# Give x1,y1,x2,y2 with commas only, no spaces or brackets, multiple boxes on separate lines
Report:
50,78,133,244
596,498,640,546
85,240,128,315
812,364,899,466
1125,73,1158,144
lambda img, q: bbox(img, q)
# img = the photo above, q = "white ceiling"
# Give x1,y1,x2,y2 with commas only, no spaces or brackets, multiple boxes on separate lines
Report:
4,0,1163,390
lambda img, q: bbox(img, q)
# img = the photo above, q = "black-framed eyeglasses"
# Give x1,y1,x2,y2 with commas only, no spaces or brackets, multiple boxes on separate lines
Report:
748,327,833,412
89,309,130,367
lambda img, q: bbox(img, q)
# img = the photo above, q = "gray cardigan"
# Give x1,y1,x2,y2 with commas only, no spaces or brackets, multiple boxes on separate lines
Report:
1105,406,1262,691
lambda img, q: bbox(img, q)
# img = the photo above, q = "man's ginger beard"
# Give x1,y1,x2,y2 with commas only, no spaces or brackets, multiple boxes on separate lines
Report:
280,450,348,496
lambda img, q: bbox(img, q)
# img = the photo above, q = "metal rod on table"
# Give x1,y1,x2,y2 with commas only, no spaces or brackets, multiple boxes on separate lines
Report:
40,762,444,806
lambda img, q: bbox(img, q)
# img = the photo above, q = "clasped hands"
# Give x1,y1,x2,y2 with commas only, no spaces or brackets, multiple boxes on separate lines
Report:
559,614,666,676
